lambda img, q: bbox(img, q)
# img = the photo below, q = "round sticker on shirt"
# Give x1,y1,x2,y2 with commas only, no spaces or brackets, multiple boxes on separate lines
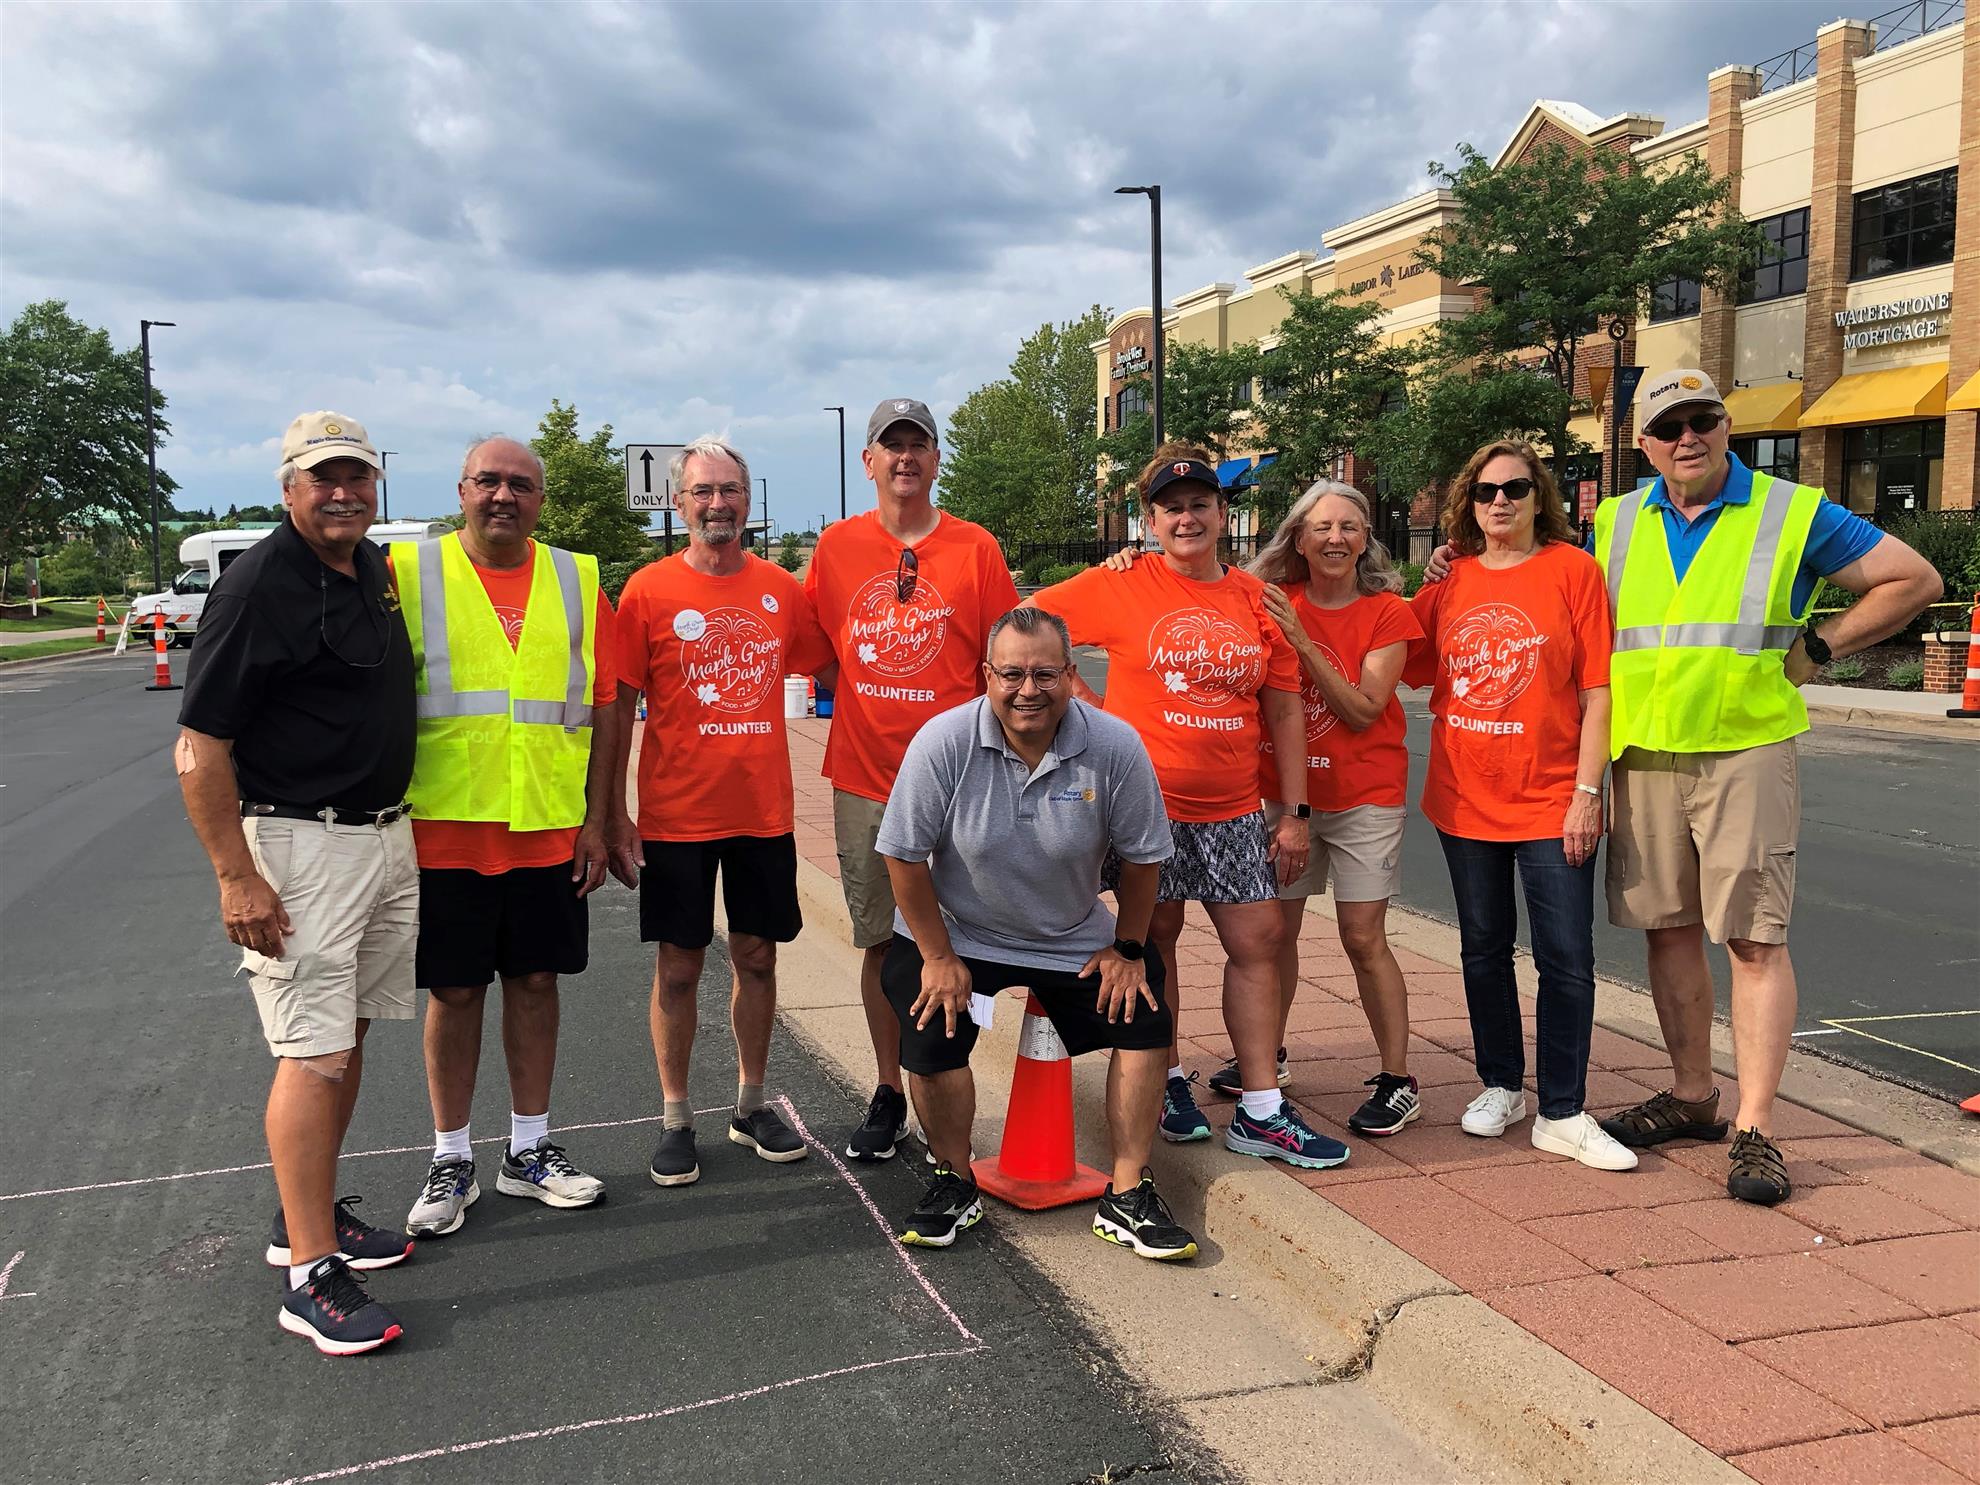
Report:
673,608,708,642
760,593,779,614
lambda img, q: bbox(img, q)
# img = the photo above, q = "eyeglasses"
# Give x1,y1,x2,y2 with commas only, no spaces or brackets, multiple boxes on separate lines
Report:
685,483,747,503
1470,478,1536,504
988,665,1065,690
895,547,919,603
1645,409,1725,443
468,472,539,497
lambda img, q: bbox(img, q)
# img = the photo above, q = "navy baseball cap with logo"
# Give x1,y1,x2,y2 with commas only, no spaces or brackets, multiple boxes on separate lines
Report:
1144,456,1222,506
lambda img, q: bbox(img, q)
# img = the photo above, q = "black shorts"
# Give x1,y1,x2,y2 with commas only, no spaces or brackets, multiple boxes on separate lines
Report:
640,834,802,949
416,862,589,989
880,934,1171,1076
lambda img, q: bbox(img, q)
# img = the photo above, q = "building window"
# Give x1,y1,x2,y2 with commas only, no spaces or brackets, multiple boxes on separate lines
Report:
1258,348,1287,401
1648,275,1700,322
1116,384,1148,427
1740,208,1809,303
1731,434,1799,483
1851,168,1958,281
1843,421,1944,519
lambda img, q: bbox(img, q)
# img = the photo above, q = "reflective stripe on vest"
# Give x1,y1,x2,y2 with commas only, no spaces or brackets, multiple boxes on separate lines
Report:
1610,472,1802,658
413,538,591,731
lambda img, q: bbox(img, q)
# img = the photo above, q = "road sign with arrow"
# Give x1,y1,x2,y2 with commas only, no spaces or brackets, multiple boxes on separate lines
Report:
623,444,687,512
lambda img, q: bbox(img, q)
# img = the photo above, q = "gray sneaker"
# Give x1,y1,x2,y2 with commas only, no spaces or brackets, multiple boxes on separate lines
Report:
648,1127,700,1187
497,1139,605,1208
406,1157,479,1236
729,1106,808,1164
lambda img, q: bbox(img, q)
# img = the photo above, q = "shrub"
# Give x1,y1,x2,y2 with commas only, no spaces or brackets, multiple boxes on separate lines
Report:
1396,561,1426,597
597,558,648,604
775,532,804,572
1037,561,1088,587
1885,659,1924,691
1821,656,1866,682
1020,554,1056,586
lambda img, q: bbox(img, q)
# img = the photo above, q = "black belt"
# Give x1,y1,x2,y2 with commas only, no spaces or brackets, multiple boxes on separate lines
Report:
240,800,411,827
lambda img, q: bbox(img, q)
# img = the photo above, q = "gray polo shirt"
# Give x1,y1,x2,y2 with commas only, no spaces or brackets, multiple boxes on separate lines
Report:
875,696,1173,974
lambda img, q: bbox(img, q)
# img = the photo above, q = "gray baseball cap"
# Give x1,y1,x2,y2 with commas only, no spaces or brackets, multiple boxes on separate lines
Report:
866,398,939,447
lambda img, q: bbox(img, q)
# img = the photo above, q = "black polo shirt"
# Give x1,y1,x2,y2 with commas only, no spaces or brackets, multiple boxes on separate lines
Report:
179,518,415,811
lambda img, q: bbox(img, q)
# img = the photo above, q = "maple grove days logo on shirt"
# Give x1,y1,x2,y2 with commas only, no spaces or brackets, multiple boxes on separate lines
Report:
679,607,782,715
845,572,955,681
1443,602,1547,710
1146,606,1266,712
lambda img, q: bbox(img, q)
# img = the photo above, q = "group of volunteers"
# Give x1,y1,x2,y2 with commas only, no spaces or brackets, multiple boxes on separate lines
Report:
176,368,1940,1359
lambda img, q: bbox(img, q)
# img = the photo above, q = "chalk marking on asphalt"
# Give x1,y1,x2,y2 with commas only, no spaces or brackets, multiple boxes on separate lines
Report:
776,1094,981,1347
0,1108,734,1204
1825,1010,1980,1023
262,1344,983,1485
1792,1029,1845,1037
1820,1018,1980,1076
0,1249,35,1301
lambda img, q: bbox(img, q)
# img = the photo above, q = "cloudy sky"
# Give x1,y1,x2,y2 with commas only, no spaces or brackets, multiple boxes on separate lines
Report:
4,0,1849,530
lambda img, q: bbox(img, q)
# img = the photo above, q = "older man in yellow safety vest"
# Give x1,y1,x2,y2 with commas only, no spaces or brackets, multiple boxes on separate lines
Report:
389,435,637,1241
1593,369,1940,1207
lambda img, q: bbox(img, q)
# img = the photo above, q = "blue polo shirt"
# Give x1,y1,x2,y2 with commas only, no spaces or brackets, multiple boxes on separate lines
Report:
1600,454,1882,613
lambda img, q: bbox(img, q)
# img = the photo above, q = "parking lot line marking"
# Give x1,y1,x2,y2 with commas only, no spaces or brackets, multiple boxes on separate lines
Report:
1823,1010,1980,1024
0,1250,35,1301
0,1107,734,1204
1818,1019,1980,1076
263,1344,982,1485
777,1094,980,1347
1792,1029,1844,1037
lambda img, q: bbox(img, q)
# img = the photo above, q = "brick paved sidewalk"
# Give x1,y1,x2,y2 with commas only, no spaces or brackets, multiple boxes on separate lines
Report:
784,718,1979,1482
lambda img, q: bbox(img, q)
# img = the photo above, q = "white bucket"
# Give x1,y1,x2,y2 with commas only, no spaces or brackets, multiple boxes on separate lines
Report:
783,675,810,719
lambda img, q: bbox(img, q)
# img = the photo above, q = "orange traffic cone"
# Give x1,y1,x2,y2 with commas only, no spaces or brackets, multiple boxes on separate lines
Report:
971,995,1110,1210
1948,594,1980,719
96,596,108,644
144,612,180,692
1962,1093,1980,1116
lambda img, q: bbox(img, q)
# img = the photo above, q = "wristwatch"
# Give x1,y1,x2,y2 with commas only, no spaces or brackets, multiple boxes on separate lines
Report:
1289,803,1312,820
1112,939,1146,961
1800,626,1832,666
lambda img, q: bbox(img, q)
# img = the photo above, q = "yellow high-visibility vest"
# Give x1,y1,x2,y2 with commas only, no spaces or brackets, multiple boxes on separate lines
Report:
391,534,598,830
1594,471,1823,758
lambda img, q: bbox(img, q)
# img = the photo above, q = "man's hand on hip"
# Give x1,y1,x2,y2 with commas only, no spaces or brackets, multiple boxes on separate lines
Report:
911,953,974,1038
220,870,292,958
1783,636,1821,687
1083,946,1157,1024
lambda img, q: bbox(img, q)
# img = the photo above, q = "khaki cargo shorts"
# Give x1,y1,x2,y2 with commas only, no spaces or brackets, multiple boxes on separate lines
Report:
1606,738,1799,946
832,788,898,951
240,814,420,1058
1263,801,1407,903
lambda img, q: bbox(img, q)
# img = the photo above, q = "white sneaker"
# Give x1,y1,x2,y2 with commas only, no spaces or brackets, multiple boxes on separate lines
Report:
1460,1086,1527,1137
1531,1112,1639,1171
496,1139,606,1207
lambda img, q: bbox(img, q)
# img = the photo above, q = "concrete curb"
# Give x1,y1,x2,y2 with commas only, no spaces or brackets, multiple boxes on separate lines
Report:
762,852,1746,1485
0,643,119,671
1805,702,1977,739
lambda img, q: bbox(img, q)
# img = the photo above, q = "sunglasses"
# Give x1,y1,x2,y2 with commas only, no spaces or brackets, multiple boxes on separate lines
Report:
1645,409,1725,443
895,547,919,604
1470,478,1536,504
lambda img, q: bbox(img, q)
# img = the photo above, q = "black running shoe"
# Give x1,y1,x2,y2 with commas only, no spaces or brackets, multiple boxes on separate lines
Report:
730,1106,808,1164
1207,1047,1291,1097
899,1165,983,1249
1348,1072,1421,1136
266,1195,413,1270
648,1127,700,1187
846,1084,908,1162
278,1254,404,1356
1093,1170,1199,1261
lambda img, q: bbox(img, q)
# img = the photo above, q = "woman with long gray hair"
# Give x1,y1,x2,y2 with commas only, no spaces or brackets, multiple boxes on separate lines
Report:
1245,481,1426,1137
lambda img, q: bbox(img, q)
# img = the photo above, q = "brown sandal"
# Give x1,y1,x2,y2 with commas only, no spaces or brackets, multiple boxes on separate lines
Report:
1597,1089,1730,1149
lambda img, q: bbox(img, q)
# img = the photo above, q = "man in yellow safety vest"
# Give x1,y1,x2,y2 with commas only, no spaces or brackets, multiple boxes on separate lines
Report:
392,435,637,1239
1593,370,1940,1205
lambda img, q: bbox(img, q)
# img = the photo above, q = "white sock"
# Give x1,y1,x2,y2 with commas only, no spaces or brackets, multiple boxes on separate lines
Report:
289,1260,320,1290
511,1111,549,1154
1239,1089,1285,1120
1168,1064,1185,1082
434,1124,472,1161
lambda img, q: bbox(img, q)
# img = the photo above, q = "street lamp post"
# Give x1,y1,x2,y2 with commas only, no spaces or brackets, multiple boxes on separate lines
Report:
1114,185,1164,448
378,451,398,521
140,318,175,593
824,406,846,521
758,477,769,543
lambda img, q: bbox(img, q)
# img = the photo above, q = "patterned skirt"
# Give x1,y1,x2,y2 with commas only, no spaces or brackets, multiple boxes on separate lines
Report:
1105,810,1277,905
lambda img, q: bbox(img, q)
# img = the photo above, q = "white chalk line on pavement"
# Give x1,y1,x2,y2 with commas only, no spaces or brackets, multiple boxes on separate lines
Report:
0,1108,735,1204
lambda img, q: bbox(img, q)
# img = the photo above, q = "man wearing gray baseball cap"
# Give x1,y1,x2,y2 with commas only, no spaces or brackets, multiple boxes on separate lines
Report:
1592,368,1939,1205
802,398,1020,1162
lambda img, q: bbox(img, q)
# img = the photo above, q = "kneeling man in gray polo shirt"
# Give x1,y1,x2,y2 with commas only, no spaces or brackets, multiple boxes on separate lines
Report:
875,607,1195,1260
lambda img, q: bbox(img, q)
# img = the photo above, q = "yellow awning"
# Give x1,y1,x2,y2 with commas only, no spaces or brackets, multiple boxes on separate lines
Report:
1798,363,1948,428
1947,369,1980,413
1722,381,1802,434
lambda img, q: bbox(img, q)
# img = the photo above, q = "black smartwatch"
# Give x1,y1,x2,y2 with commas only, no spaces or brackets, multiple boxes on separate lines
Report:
1290,802,1312,820
1800,626,1832,667
1112,939,1145,961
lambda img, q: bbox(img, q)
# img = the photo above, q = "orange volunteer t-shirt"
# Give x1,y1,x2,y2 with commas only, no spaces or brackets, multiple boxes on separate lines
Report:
393,542,619,874
1405,541,1612,842
803,510,1021,803
618,551,834,841
1033,559,1299,823
1258,588,1422,811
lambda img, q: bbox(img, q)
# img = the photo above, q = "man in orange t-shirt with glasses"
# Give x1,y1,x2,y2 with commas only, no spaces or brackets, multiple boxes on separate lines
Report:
804,398,1021,1162
611,437,837,1188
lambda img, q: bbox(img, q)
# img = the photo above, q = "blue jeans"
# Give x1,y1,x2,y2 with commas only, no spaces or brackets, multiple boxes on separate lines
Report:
1435,831,1597,1119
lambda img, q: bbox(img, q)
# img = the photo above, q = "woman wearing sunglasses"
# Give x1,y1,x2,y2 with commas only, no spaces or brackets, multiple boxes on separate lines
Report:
1406,439,1636,1172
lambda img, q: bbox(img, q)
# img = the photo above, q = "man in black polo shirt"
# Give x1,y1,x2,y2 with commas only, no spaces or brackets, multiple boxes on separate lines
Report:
177,410,419,1356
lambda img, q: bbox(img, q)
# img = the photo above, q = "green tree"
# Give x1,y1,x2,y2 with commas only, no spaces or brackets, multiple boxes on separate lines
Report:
1416,139,1761,472
776,530,804,572
1362,355,1577,502
529,399,651,563
0,300,177,595
1096,339,1263,502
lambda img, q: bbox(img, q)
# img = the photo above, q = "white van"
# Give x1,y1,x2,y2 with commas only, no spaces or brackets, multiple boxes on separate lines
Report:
126,521,448,646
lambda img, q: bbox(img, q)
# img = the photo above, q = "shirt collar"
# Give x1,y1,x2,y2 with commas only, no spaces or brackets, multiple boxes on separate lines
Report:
1645,451,1753,513
974,694,1089,765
